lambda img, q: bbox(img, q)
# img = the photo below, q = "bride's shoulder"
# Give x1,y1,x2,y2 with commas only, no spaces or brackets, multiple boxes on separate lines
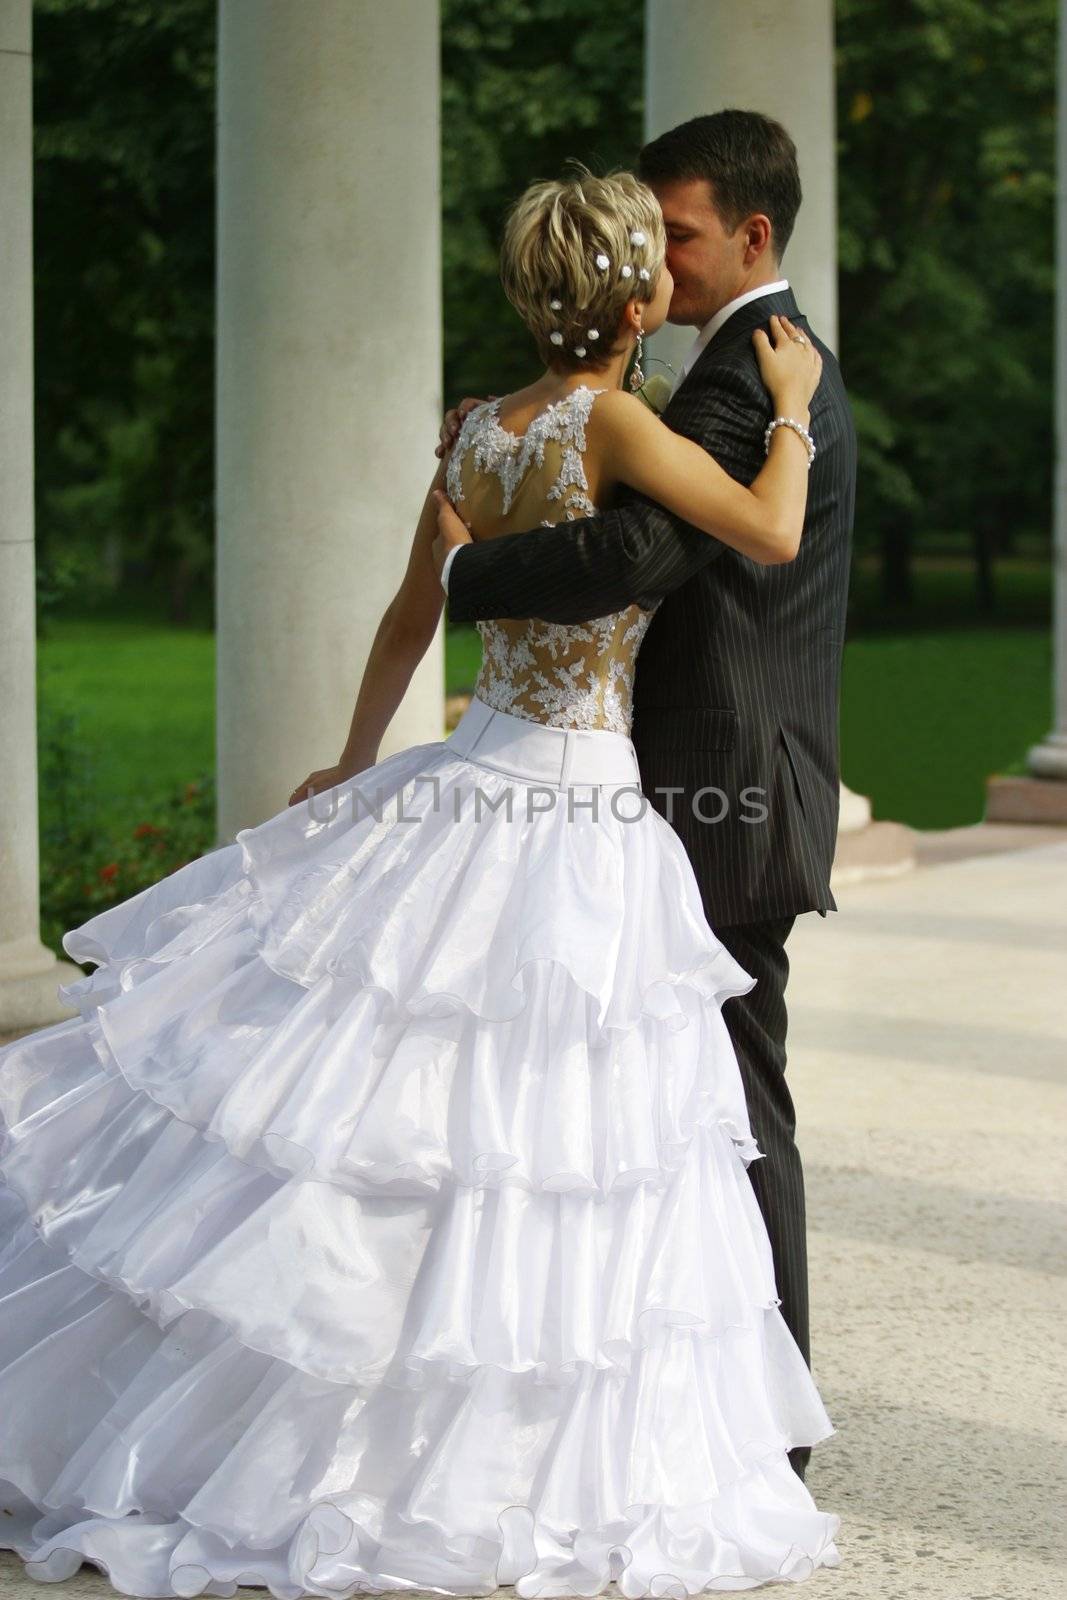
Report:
580,388,664,500
583,386,660,446
584,387,647,417
588,387,655,417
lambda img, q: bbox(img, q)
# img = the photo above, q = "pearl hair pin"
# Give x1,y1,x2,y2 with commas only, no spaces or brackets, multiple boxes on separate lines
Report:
547,236,656,356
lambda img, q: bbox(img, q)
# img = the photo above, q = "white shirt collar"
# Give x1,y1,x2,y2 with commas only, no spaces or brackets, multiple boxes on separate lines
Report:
668,278,790,398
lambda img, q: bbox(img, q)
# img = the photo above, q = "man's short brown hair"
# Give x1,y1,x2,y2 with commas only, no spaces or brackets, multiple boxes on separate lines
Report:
638,110,802,261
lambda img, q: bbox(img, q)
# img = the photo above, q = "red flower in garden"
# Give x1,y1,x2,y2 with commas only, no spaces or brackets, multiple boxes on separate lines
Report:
132,822,163,839
99,862,120,882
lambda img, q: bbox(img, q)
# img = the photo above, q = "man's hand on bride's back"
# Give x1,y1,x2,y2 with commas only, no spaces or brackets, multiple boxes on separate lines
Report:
751,313,822,417
435,396,493,459
430,488,474,580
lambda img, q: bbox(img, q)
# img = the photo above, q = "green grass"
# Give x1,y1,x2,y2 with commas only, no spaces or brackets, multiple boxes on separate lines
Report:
840,627,1052,829
36,615,1053,843
447,625,483,695
37,620,215,838
847,553,1050,632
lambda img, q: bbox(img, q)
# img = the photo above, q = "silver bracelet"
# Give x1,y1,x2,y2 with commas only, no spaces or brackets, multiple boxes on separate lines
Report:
764,415,816,468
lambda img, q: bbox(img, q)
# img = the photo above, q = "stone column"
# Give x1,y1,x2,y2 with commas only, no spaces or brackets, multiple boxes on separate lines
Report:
1025,0,1067,785
0,0,80,1031
645,0,838,378
216,0,443,843
644,0,912,878
987,0,1067,823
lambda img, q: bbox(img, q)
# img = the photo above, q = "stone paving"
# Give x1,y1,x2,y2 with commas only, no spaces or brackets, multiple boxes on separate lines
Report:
2,832,1065,1599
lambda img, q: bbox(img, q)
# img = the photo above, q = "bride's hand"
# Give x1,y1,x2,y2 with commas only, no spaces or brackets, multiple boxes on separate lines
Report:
288,759,372,809
752,313,822,414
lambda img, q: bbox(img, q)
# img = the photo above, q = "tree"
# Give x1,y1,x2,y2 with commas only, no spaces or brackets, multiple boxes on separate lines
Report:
29,0,1055,624
440,0,644,401
836,0,1056,609
33,0,216,625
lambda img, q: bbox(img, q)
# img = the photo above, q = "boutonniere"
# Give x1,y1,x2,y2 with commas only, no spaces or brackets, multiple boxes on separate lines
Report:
634,372,673,416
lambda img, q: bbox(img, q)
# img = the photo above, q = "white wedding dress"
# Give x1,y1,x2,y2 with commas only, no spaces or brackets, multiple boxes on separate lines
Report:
0,385,842,1598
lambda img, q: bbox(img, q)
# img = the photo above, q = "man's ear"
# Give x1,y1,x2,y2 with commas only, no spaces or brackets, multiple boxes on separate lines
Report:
742,214,774,266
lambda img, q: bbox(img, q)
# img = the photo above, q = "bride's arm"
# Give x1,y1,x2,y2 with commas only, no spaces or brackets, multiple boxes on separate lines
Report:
288,460,448,804
589,335,818,566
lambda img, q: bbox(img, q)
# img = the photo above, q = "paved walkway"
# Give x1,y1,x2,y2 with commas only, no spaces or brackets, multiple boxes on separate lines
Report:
2,835,1065,1599
789,833,1067,1598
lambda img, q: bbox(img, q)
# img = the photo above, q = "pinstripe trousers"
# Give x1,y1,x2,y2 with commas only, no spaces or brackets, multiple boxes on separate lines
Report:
711,913,812,1484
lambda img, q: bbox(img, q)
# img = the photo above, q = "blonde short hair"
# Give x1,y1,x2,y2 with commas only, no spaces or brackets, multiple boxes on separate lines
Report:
499,165,667,373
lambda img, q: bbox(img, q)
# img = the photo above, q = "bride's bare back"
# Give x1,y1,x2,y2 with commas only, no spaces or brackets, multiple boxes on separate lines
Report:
445,385,660,736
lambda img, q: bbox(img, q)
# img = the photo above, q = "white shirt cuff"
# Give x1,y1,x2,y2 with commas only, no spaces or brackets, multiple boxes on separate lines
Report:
440,542,465,595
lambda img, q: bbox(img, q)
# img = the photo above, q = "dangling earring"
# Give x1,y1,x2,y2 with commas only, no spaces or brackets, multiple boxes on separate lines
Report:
629,326,645,393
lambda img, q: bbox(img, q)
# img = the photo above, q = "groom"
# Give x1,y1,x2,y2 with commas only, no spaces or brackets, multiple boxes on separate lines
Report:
433,110,857,1483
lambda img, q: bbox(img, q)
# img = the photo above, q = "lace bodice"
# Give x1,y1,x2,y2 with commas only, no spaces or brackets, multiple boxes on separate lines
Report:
445,386,660,736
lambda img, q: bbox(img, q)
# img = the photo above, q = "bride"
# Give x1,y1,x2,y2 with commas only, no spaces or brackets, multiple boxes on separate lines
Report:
0,167,839,1597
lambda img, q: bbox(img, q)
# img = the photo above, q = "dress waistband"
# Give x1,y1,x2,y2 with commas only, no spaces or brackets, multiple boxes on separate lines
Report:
445,695,642,789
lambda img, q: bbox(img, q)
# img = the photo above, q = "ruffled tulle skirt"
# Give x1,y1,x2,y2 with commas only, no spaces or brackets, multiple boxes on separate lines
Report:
0,697,841,1596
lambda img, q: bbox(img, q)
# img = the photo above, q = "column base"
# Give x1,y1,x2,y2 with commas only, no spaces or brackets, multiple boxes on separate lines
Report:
830,783,916,886
0,939,81,1032
831,819,918,887
985,773,1067,825
1026,733,1067,782
838,782,872,833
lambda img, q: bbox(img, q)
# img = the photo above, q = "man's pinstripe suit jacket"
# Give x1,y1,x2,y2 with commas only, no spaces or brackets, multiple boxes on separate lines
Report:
445,286,858,928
